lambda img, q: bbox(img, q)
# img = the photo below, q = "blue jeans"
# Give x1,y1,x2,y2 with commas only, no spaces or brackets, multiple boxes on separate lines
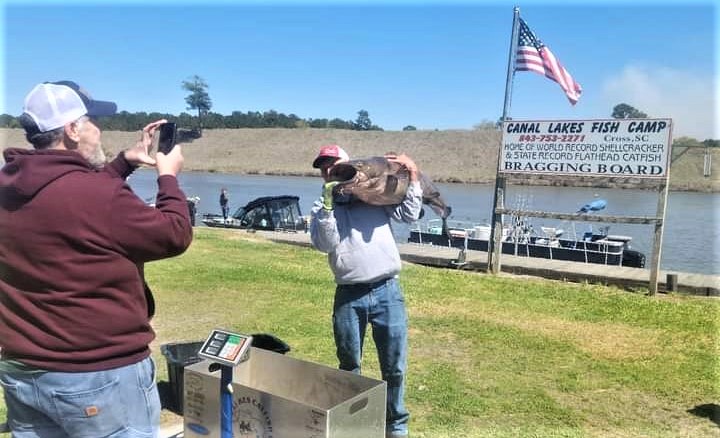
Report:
333,277,409,436
0,356,160,438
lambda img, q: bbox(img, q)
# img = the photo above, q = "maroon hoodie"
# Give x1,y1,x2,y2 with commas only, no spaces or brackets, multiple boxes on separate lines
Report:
0,147,193,371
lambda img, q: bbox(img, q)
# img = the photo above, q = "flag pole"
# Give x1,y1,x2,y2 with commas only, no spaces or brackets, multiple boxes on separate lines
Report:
502,7,520,120
488,6,520,273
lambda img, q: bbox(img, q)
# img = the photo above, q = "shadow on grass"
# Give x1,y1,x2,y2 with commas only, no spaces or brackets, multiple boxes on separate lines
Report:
688,404,720,427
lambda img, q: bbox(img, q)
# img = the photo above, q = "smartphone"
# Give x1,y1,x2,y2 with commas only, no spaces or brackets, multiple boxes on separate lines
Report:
158,122,177,154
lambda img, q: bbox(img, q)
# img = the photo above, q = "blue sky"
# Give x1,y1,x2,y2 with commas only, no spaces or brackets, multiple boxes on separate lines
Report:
1,0,717,139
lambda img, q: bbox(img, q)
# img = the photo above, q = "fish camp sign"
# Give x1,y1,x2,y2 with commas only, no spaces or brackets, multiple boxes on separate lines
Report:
500,118,672,178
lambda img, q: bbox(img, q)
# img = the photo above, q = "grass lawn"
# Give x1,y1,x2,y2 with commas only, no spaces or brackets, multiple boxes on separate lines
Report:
1,227,719,437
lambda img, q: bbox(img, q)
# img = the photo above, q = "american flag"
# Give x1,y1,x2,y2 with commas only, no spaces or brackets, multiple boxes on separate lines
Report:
515,18,582,105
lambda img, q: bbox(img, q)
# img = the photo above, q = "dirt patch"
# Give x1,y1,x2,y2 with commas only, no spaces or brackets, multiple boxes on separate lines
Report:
490,314,662,361
414,301,662,361
410,326,475,369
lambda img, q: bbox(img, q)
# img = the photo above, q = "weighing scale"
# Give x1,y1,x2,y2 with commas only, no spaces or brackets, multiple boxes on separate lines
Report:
198,329,253,438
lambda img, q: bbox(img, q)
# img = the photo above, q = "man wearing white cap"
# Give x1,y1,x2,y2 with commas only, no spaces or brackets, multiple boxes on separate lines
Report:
310,144,422,438
0,81,193,437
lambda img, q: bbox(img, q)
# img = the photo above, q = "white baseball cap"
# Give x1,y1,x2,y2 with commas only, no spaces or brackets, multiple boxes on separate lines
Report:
23,81,117,132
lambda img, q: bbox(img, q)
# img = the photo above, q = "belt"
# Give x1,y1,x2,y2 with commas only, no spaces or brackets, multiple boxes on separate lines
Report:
340,276,394,290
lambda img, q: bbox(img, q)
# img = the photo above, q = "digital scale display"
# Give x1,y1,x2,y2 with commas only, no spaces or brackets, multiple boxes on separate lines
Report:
198,329,253,366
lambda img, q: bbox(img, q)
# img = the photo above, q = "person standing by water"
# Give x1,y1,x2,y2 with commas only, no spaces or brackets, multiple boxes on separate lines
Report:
187,196,200,226
0,80,193,437
220,187,230,220
309,144,422,438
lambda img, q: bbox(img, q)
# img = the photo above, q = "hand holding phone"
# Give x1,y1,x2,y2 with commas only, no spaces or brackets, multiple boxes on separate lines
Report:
157,122,177,154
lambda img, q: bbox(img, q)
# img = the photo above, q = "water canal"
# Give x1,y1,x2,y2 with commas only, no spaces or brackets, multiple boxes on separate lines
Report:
127,170,719,276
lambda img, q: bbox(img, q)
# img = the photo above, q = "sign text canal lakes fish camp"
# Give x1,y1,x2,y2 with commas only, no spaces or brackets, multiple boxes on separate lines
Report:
500,119,672,177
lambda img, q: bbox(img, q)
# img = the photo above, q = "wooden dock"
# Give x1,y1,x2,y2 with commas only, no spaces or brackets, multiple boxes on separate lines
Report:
254,230,719,296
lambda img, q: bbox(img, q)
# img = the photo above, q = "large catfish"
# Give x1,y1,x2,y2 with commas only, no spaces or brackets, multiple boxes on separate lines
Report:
327,156,452,219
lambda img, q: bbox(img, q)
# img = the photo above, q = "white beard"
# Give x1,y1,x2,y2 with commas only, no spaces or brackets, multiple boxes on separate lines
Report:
86,144,107,169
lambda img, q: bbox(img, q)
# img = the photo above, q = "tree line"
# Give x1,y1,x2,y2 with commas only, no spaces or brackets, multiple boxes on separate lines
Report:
1,75,717,146
0,75,384,132
0,109,384,132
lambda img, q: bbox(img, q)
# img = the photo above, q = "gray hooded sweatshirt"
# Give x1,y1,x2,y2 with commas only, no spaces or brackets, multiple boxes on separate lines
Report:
310,182,423,284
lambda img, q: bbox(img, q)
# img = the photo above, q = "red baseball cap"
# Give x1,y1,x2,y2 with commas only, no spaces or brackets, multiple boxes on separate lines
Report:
312,144,350,168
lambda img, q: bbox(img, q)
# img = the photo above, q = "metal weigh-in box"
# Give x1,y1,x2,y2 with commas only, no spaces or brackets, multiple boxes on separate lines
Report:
183,347,386,438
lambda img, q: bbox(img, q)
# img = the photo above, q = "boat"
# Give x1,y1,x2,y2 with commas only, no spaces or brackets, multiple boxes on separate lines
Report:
407,200,646,268
201,195,307,232
408,219,645,268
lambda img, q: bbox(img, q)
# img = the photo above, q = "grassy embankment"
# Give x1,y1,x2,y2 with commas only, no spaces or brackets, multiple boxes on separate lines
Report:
2,127,718,192
2,228,717,437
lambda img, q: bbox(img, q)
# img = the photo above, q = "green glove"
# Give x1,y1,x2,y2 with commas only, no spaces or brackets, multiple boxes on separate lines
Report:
322,181,339,210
